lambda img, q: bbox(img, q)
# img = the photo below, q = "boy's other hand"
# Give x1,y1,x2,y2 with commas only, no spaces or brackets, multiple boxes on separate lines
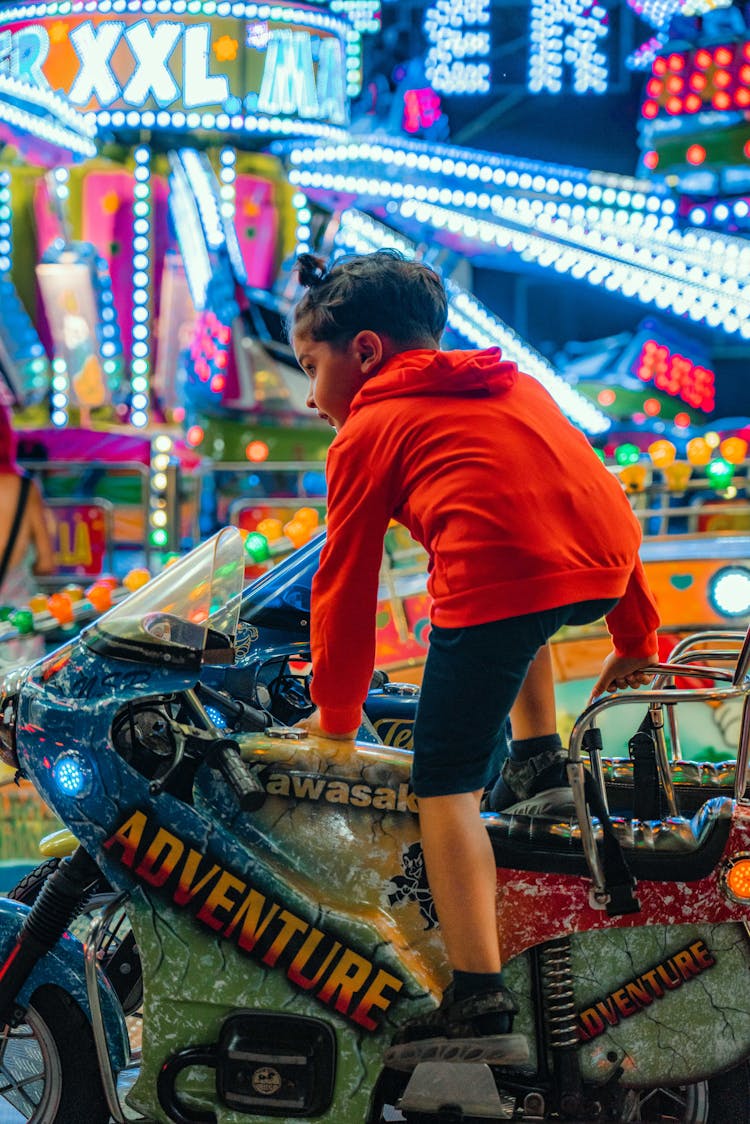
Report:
589,651,659,703
294,709,359,741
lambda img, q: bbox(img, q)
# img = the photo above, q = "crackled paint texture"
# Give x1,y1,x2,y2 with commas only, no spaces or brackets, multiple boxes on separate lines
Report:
18,651,448,1123
572,922,750,1086
13,631,750,1120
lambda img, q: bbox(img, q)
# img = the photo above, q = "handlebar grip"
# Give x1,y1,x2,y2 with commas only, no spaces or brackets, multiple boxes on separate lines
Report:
210,739,266,812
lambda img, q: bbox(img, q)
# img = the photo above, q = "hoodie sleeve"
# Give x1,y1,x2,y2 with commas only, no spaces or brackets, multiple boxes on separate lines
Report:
604,554,661,660
310,431,396,734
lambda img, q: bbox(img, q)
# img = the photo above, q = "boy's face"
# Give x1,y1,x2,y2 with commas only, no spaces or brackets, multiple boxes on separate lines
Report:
293,330,383,430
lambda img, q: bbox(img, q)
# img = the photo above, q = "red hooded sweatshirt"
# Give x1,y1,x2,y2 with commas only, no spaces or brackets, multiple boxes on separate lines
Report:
311,347,660,734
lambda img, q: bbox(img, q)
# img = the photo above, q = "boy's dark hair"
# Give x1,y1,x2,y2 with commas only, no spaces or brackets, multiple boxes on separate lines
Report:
289,250,447,346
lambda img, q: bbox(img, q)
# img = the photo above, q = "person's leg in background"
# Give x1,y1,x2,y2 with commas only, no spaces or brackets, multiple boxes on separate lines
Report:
490,599,620,812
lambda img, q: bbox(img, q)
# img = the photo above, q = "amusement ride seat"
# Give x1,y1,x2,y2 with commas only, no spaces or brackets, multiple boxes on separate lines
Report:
485,622,750,905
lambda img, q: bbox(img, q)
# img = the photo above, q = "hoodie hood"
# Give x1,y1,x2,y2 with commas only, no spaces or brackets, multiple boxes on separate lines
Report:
349,347,517,414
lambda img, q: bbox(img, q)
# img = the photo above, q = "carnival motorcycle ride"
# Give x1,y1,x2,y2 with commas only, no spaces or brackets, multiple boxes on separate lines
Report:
0,527,749,1123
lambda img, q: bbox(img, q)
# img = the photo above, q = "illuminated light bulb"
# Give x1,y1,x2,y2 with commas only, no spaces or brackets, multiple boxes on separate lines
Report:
720,437,748,464
245,440,270,462
283,519,312,549
244,532,270,563
123,568,151,592
47,594,74,626
256,517,284,542
686,436,712,465
186,426,204,446
619,464,648,492
664,461,692,491
648,439,676,468
725,858,750,902
705,431,721,448
614,443,641,466
706,458,734,490
86,584,112,613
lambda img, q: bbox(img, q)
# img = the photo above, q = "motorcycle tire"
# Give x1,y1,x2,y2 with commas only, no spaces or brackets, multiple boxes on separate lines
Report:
0,983,109,1122
8,857,62,904
616,1061,750,1123
706,1063,750,1122
9,858,144,1016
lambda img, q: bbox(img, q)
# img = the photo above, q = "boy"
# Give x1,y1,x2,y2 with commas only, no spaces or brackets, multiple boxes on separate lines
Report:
291,249,660,1039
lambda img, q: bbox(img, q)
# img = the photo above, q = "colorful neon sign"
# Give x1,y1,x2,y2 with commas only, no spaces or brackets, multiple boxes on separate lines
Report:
0,7,351,130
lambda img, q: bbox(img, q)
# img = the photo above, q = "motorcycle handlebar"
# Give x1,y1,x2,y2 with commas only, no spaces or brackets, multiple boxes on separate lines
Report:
210,739,266,813
195,683,270,732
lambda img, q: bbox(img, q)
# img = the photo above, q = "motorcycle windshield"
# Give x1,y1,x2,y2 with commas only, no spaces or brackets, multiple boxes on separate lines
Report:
239,530,323,633
84,528,245,668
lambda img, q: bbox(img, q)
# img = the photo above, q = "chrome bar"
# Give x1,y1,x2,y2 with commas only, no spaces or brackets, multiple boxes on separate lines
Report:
663,631,745,665
651,650,741,761
570,680,746,762
569,679,750,896
734,635,750,687
666,700,681,764
566,759,607,903
84,892,146,1124
649,703,678,817
735,697,750,804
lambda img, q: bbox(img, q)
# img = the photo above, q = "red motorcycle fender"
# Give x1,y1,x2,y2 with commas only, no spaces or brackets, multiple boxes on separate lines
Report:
0,897,130,1073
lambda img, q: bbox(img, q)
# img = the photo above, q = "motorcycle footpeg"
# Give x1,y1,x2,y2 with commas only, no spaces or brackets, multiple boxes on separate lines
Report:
383,1032,530,1072
399,1061,515,1119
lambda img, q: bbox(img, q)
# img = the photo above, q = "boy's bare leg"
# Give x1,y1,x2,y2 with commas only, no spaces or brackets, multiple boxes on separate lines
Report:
509,643,558,739
418,789,501,972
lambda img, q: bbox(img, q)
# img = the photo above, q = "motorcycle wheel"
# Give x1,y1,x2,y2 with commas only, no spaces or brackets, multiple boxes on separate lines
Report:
7,859,62,905
0,983,109,1122
621,1062,750,1122
9,859,143,1019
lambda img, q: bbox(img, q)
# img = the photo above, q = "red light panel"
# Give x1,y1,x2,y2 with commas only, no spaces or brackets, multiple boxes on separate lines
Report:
634,341,715,413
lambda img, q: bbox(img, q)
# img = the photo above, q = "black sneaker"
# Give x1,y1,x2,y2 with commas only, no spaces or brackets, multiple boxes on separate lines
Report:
485,748,575,814
392,984,517,1043
385,986,528,1072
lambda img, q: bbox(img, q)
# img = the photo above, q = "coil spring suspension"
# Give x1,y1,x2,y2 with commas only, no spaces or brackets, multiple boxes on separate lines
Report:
540,937,579,1050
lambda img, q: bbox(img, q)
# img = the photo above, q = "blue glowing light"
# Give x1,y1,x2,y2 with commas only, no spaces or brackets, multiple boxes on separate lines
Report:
205,705,229,729
52,753,91,797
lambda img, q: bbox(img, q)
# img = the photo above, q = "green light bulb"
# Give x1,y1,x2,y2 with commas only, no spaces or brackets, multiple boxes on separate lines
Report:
706,458,734,490
614,443,641,467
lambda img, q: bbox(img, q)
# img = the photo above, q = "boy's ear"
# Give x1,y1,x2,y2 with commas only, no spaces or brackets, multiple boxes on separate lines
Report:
352,330,384,373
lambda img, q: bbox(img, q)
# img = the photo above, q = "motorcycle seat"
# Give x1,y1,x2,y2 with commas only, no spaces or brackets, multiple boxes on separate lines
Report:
484,795,733,883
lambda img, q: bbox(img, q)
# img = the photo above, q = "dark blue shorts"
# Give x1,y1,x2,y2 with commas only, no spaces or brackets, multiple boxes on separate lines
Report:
411,599,618,798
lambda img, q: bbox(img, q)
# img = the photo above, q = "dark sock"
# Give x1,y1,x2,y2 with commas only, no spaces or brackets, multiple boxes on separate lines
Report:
489,734,565,811
452,970,505,1003
510,733,563,762
451,971,512,1035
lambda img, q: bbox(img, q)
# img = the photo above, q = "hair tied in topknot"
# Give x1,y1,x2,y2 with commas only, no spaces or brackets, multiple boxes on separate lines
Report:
296,253,328,289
